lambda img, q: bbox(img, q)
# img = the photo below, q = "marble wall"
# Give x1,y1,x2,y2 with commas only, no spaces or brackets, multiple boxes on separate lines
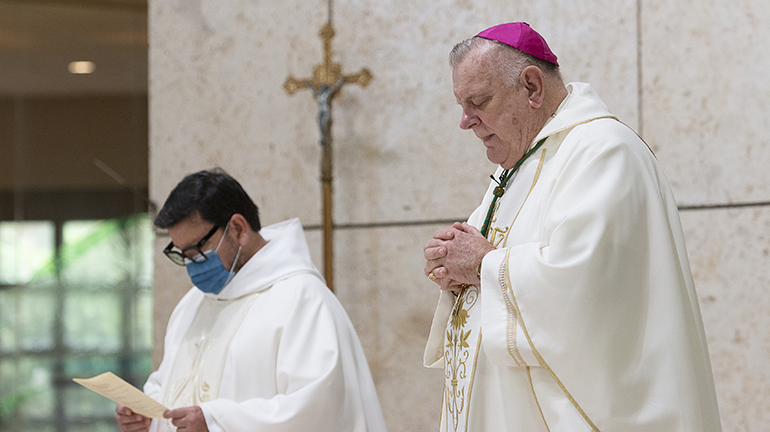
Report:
149,0,769,430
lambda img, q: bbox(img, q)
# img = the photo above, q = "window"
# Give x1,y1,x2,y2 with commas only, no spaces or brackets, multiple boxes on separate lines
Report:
0,215,153,431
1,1,149,428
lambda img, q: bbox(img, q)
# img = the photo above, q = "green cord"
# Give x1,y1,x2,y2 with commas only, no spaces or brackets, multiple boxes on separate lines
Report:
479,137,547,238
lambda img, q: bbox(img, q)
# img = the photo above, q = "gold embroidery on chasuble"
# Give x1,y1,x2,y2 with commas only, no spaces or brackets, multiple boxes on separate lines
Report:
489,225,509,248
488,201,509,248
163,292,261,414
444,285,481,432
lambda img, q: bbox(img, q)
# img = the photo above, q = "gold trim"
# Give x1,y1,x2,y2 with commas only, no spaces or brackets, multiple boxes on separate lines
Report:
503,249,601,431
535,115,618,145
500,256,524,366
494,149,546,365
499,148,547,249
463,329,483,432
614,119,656,157
439,386,446,432
527,366,551,432
539,115,656,158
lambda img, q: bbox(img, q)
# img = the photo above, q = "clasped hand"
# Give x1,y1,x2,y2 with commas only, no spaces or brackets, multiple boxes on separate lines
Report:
424,222,494,293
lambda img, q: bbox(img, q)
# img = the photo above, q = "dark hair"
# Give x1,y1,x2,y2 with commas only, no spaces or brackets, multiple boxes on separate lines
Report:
154,168,261,231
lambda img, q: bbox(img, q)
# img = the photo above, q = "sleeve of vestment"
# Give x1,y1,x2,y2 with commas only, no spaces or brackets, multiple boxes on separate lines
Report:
144,288,200,402
479,128,660,368
201,406,224,432
200,276,376,432
478,123,717,428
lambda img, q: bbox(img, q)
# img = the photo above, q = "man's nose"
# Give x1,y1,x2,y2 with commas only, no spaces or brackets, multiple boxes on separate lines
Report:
460,110,479,130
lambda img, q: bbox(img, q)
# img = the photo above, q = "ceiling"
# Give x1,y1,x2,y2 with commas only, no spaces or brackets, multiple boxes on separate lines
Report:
0,0,147,96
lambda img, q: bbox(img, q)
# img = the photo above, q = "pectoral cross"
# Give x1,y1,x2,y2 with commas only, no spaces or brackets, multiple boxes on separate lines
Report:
283,22,372,292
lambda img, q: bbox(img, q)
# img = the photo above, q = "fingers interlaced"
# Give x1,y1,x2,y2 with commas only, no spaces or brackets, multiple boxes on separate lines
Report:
433,227,457,240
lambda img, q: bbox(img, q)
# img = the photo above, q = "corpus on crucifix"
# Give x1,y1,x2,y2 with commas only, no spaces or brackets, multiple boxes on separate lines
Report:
284,22,372,292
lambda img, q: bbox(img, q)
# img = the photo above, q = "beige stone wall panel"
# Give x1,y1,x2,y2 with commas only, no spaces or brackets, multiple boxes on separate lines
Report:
681,207,770,431
334,225,445,430
150,0,327,226
641,0,770,206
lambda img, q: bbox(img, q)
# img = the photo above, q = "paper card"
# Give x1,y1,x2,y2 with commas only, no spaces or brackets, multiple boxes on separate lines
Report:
73,372,168,419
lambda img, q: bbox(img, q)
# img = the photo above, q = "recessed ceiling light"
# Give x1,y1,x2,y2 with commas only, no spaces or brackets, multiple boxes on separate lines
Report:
68,61,95,74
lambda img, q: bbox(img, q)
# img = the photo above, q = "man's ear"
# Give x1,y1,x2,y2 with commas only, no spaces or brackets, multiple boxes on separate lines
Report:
228,213,251,246
520,65,545,109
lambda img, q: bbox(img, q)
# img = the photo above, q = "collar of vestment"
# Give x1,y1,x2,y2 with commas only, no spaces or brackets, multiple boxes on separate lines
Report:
532,82,617,148
200,218,324,300
487,82,619,206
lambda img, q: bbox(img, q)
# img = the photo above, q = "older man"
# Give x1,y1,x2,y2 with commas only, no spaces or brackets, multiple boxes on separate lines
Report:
423,23,721,431
115,169,386,432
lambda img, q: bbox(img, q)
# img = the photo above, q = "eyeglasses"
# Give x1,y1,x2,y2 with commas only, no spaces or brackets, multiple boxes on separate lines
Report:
163,225,220,266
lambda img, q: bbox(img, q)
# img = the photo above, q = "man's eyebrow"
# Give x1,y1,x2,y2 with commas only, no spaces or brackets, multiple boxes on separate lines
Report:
169,240,192,251
458,92,491,105
176,241,195,250
176,234,207,251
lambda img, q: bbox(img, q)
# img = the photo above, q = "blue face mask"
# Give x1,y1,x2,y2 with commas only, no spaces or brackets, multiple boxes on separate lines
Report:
185,224,242,294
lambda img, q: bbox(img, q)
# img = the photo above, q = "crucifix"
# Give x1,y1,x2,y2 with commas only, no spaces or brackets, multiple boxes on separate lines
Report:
283,15,372,292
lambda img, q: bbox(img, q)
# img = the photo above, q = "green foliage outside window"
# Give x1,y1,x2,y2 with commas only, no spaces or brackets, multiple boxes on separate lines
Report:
0,214,154,431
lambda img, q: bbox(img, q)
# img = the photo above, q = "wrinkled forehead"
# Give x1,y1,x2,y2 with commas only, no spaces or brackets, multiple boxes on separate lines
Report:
452,47,503,101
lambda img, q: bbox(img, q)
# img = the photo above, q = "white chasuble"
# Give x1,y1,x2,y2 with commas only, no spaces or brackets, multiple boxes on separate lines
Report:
145,219,387,432
425,83,721,431
163,293,260,411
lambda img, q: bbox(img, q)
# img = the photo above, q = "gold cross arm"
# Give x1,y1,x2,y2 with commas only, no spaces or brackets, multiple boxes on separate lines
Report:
283,67,372,95
283,23,373,96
